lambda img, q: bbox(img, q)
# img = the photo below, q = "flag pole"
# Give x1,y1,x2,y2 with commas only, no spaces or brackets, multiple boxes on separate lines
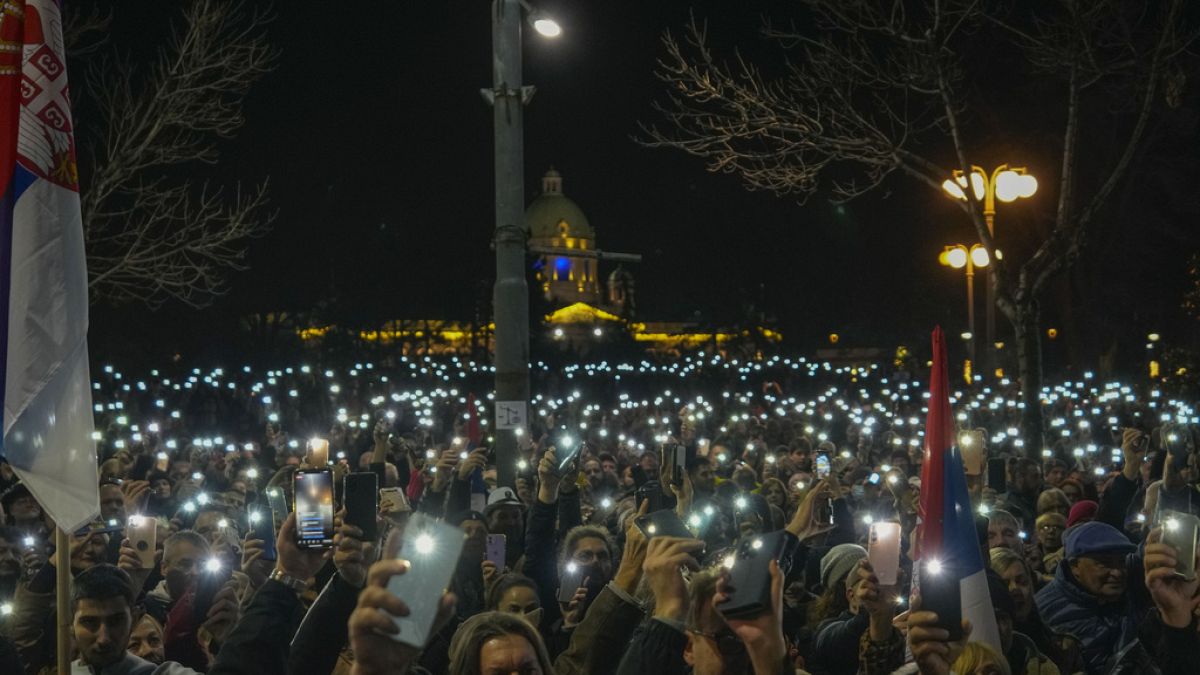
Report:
56,526,70,675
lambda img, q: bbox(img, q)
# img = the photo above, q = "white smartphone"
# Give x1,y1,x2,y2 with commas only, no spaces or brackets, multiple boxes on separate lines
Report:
308,438,330,467
387,514,466,648
127,515,157,569
867,521,901,586
960,430,984,476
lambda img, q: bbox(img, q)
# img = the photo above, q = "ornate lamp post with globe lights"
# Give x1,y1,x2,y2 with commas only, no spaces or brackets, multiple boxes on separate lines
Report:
942,165,1037,373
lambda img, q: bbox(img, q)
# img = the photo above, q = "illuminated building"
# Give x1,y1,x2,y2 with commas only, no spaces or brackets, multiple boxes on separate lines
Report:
296,168,780,357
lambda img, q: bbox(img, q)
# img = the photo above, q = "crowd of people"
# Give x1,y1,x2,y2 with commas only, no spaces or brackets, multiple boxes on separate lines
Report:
0,351,1197,675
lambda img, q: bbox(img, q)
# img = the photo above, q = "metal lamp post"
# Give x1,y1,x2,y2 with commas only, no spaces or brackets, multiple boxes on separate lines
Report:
940,244,991,370
485,0,559,490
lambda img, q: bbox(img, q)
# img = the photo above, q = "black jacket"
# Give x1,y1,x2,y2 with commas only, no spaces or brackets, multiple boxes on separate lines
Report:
287,573,361,675
208,580,304,675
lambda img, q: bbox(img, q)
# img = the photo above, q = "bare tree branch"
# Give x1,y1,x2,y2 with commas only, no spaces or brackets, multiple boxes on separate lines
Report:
72,0,280,308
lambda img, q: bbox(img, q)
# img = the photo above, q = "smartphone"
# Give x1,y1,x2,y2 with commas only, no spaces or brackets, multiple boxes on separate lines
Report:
636,480,670,514
379,487,411,515
386,514,466,648
986,458,1007,493
815,454,831,480
717,530,799,619
192,557,232,624
867,522,901,586
635,509,695,540
961,430,984,476
919,559,963,641
558,561,586,603
815,497,834,526
344,472,379,542
293,469,335,549
557,442,582,474
662,443,685,487
309,438,330,467
127,515,157,569
1163,511,1199,580
245,508,276,561
485,534,506,570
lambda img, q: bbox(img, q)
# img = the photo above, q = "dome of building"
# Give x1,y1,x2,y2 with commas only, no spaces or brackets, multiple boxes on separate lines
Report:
526,168,595,240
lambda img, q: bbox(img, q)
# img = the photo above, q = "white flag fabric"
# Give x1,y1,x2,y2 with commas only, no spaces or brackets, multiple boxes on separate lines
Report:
1,0,98,533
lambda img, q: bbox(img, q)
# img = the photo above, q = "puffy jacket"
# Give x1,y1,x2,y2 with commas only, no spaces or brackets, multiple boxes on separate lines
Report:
1034,559,1144,675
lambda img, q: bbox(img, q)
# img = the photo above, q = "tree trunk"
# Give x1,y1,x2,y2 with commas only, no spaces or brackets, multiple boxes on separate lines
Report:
1015,301,1045,460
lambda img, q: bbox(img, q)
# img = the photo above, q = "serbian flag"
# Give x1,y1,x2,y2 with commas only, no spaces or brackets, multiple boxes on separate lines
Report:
915,327,1000,650
1,0,98,532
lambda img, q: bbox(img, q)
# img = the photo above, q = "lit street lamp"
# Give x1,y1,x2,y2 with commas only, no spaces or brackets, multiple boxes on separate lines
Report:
942,164,1037,373
486,0,560,490
939,244,991,367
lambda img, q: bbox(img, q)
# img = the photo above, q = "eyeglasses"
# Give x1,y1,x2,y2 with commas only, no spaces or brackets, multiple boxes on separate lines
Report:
688,628,746,657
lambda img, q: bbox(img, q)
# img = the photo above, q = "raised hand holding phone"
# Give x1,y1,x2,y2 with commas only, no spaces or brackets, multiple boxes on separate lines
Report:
906,593,972,675
1144,525,1200,628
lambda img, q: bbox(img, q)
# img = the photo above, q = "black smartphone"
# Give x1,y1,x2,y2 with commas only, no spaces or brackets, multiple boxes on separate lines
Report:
717,530,799,619
248,510,277,562
662,443,684,487
558,562,586,603
557,443,582,474
919,560,963,641
986,458,1007,493
636,480,670,514
192,558,232,624
293,469,335,549
815,497,834,526
343,472,379,542
635,509,695,540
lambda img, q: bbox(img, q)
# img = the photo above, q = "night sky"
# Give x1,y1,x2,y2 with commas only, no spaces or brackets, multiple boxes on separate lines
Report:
84,1,1200,372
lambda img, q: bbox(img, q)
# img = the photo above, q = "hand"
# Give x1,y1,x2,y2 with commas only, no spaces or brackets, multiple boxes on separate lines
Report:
906,596,972,675
334,510,375,588
373,419,390,448
457,448,488,481
561,578,590,628
613,500,650,594
349,544,456,675
643,536,704,622
240,537,270,588
481,559,500,588
200,579,241,643
430,450,460,493
786,479,836,541
853,561,895,618
537,449,562,504
667,467,694,517
1144,526,1200,628
117,538,153,593
22,544,48,578
1122,429,1147,481
121,480,151,514
273,512,329,583
716,559,787,669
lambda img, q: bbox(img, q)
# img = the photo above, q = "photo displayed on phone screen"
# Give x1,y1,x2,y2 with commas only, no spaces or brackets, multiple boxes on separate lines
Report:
293,470,334,548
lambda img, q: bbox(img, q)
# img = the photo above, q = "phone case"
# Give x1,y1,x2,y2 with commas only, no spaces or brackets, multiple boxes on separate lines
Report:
1163,511,1199,580
386,514,466,648
379,488,410,514
558,563,586,603
986,458,1007,492
717,530,799,619
635,509,695,540
192,564,232,624
867,522,902,586
127,516,157,569
485,534,506,569
920,561,963,641
309,438,330,467
961,432,984,476
250,512,278,562
343,472,379,542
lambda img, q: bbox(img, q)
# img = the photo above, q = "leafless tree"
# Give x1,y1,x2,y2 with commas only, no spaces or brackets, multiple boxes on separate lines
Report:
70,0,279,308
643,0,1195,455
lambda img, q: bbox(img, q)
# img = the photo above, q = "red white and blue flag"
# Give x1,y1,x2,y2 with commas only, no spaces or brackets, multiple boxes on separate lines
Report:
1,0,98,532
916,326,1000,650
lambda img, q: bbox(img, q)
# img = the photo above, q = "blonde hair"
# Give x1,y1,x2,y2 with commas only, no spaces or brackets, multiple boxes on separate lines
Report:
953,641,1011,675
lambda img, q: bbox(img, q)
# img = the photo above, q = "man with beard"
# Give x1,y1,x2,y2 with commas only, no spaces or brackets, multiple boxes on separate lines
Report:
0,526,22,601
69,564,198,674
688,456,717,501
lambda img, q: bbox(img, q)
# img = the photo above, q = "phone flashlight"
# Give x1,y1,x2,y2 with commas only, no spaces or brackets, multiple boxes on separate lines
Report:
414,533,435,555
196,492,209,506
182,501,196,513
246,468,259,480
459,451,469,460
23,536,35,549
217,518,229,529
425,449,436,460
192,472,203,481
565,562,578,574
204,558,222,573
248,511,262,524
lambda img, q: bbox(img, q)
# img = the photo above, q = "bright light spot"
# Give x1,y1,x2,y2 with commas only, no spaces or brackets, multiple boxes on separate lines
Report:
751,538,763,550
414,534,436,555
926,559,943,576
533,17,562,38
204,558,221,573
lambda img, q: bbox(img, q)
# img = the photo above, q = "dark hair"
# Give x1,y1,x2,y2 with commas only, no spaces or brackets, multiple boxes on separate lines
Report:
486,573,539,611
597,453,616,465
71,564,134,614
448,611,554,675
560,524,614,567
0,525,22,545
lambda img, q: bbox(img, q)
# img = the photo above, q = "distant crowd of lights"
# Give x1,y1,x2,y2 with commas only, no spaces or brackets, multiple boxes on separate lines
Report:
88,353,1197,464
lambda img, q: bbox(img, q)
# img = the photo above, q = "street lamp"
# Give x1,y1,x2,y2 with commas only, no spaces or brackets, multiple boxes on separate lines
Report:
942,164,1037,372
939,244,990,367
486,0,560,490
